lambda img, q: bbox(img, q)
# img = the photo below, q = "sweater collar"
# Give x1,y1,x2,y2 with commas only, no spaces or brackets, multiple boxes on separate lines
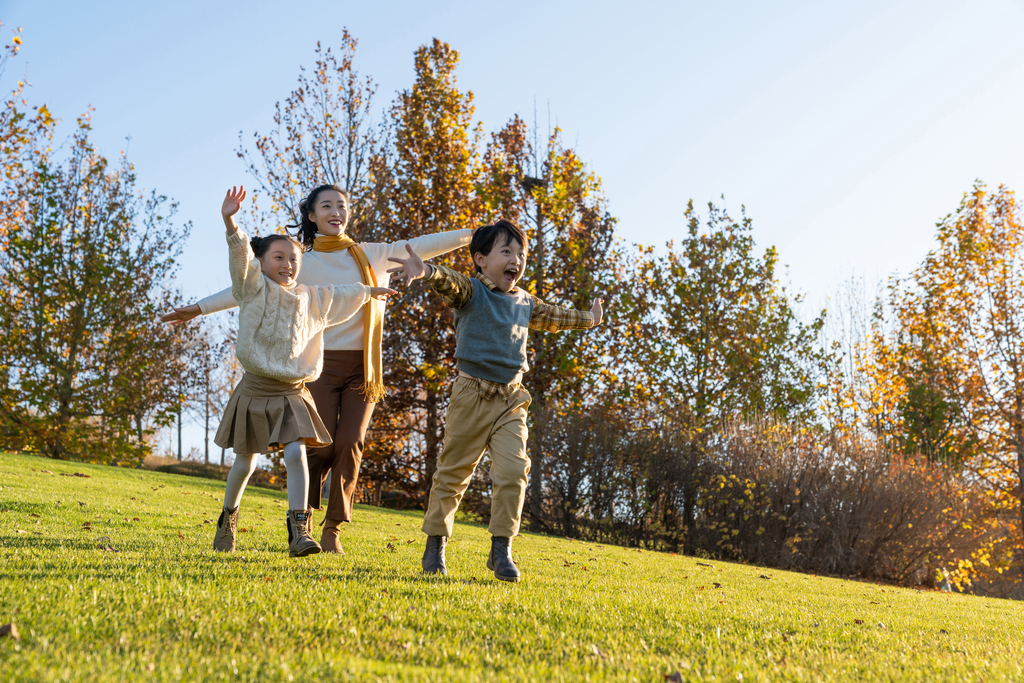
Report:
476,273,518,294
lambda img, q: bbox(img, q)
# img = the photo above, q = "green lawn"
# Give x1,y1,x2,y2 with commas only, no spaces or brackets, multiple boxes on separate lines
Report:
1,452,1022,682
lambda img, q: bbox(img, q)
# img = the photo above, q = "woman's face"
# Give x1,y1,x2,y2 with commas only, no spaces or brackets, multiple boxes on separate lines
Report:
308,189,349,236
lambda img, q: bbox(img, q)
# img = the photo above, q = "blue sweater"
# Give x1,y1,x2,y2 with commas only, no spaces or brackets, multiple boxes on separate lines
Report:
453,279,535,384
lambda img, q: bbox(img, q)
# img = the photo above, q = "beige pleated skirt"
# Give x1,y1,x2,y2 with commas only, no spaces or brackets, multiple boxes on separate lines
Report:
214,373,333,455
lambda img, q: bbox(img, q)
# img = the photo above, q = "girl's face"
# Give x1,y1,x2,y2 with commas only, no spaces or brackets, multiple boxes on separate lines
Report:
308,189,349,236
258,240,302,287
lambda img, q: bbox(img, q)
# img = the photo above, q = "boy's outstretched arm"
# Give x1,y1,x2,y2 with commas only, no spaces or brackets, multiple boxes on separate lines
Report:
529,295,605,333
387,244,474,309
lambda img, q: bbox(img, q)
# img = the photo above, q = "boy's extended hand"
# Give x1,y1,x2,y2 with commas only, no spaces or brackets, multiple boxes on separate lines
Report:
369,286,398,301
386,243,428,284
591,298,604,326
161,304,201,325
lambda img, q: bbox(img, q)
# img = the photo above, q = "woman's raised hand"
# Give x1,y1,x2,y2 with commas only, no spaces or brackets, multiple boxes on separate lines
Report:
161,304,201,325
221,185,247,218
368,287,398,301
386,243,427,283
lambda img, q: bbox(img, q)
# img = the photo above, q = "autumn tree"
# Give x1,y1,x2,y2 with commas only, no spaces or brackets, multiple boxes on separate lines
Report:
887,182,1024,548
475,115,623,527
0,119,191,463
377,39,481,499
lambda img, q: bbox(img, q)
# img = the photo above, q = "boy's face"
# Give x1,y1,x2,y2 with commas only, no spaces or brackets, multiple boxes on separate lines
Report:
474,235,526,293
258,240,302,287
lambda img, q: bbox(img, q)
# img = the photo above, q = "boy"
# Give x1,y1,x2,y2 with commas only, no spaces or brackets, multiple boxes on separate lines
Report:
387,220,603,582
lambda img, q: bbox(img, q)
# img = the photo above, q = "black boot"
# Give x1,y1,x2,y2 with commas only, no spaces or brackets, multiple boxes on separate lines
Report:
422,535,448,575
486,536,520,582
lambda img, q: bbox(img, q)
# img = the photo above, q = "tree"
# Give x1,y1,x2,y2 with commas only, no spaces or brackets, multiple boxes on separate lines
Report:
0,118,191,464
618,200,827,550
236,34,382,239
377,39,481,500
888,182,1024,548
476,115,623,528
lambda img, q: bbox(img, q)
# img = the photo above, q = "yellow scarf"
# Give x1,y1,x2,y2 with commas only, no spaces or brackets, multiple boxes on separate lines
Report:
312,234,386,403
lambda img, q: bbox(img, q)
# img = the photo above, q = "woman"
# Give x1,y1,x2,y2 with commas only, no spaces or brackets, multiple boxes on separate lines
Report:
164,184,471,553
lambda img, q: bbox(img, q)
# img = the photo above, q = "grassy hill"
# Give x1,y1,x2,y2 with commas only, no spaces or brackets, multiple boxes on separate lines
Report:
1,452,1022,682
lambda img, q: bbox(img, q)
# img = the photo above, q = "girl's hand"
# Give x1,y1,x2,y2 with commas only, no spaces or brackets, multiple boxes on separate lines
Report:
222,185,247,218
590,298,604,326
386,243,427,283
368,287,398,301
161,304,201,325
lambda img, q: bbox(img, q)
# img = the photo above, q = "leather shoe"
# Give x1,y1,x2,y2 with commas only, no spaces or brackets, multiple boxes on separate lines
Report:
422,535,448,575
486,536,520,582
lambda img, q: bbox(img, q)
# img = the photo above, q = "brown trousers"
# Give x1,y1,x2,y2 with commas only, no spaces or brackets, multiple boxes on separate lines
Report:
305,350,376,523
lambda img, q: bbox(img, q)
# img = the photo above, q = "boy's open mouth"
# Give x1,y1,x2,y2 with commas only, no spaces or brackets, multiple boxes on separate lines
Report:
504,267,519,283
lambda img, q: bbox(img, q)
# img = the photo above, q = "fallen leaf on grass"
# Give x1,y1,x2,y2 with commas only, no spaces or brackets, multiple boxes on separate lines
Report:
14,529,25,534
39,470,52,474
713,582,722,588
31,532,41,536
60,472,91,478
147,663,155,672
405,540,415,544
0,623,19,640
759,574,772,580
664,673,684,683
590,644,606,659
264,577,273,582
28,513,40,518
132,518,140,522
386,543,396,552
82,522,92,530
853,619,864,625
77,501,87,507
777,656,787,666
176,532,185,540
939,629,948,634
696,562,713,567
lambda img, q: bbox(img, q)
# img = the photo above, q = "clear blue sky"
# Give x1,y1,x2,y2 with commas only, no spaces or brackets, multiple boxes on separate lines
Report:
5,0,1024,454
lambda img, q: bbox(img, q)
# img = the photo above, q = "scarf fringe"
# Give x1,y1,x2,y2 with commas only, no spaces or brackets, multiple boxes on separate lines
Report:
358,381,387,404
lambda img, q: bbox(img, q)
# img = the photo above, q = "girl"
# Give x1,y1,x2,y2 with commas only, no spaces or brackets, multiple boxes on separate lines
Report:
209,185,395,557
164,184,472,553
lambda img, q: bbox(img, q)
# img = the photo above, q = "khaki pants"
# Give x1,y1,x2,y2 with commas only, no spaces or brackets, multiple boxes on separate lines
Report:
422,377,532,538
305,350,377,523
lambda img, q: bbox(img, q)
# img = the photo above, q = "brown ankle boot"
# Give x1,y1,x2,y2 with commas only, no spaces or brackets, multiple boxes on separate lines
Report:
320,517,345,554
213,507,238,552
286,509,322,558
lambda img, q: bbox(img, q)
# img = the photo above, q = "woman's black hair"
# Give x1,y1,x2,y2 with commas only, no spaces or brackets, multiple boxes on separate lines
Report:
250,233,303,259
286,184,351,250
469,220,527,272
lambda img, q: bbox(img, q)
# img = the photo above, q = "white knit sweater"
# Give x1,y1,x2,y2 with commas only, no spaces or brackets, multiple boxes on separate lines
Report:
198,228,472,350
227,229,370,383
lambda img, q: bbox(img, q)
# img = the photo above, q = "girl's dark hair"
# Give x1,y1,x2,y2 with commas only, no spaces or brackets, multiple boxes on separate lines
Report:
286,184,351,250
250,233,303,258
469,220,527,272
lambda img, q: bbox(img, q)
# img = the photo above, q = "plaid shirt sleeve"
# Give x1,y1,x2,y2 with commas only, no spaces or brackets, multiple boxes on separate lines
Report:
528,294,595,333
424,263,474,309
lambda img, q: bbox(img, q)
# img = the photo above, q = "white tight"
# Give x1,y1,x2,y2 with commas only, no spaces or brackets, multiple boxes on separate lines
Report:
221,441,310,512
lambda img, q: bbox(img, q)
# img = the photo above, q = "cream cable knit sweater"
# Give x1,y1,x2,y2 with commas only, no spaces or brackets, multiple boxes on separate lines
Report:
198,229,472,351
227,229,370,383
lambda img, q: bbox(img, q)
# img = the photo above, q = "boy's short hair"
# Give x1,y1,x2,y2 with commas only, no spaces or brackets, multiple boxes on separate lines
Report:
469,220,527,272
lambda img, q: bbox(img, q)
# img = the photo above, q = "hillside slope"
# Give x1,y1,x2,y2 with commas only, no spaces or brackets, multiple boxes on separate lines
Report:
1,452,1022,682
